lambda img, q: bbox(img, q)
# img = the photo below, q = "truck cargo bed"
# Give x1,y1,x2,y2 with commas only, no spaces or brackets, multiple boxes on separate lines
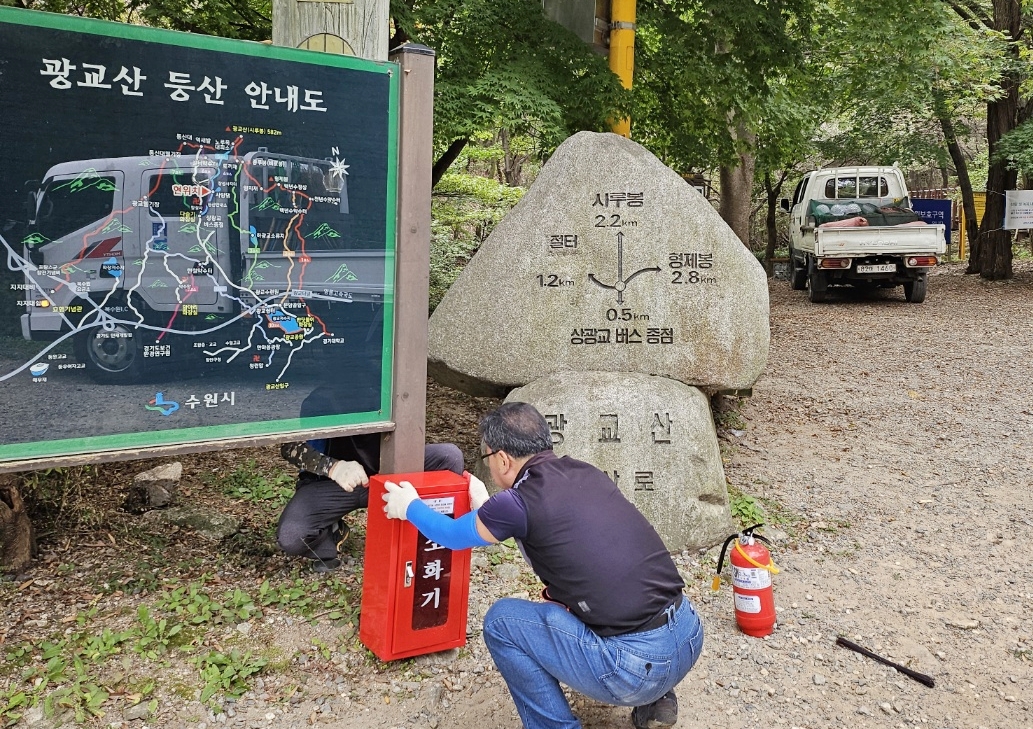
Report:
813,224,947,257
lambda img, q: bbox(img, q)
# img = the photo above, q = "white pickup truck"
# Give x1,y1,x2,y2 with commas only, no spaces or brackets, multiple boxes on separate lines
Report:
781,166,946,303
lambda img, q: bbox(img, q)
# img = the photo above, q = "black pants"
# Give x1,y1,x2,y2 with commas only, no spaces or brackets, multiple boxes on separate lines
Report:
276,443,464,560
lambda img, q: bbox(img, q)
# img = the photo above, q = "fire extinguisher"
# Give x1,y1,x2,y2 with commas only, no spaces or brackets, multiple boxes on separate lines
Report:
712,524,779,637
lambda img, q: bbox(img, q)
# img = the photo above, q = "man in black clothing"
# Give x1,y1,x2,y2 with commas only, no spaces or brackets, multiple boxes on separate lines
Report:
277,434,464,571
381,402,704,729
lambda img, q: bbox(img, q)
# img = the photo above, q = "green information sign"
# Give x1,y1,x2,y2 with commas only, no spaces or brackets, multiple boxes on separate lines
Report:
0,8,398,464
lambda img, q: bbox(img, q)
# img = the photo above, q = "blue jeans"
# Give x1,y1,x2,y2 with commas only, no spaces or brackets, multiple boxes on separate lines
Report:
482,595,703,729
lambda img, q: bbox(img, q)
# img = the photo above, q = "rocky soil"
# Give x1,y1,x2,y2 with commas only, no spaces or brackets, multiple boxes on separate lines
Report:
5,262,1033,729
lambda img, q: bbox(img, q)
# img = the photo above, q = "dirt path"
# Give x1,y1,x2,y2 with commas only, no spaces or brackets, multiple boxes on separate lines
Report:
313,263,1033,729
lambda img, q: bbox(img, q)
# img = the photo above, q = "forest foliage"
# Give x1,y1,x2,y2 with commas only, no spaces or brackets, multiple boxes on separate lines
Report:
2,0,1030,277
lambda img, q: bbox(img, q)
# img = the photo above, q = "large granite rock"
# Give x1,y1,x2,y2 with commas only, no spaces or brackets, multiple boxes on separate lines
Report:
487,371,734,552
429,131,769,397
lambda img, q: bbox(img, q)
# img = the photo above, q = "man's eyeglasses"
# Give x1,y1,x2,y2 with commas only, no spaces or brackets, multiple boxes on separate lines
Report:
478,449,497,462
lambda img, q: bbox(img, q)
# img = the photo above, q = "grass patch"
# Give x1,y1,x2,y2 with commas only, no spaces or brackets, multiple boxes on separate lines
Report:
727,485,766,528
217,459,295,507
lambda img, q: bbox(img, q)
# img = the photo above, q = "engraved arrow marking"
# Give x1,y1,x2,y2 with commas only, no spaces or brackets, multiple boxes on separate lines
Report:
588,231,660,304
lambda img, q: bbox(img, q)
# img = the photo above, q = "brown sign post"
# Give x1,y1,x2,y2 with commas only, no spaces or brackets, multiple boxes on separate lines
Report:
379,44,435,473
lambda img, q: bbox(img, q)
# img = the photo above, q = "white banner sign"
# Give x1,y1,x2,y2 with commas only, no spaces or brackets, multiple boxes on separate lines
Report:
1004,190,1033,229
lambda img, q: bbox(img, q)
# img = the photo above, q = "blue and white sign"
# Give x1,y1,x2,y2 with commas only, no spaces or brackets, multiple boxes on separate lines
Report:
911,199,952,248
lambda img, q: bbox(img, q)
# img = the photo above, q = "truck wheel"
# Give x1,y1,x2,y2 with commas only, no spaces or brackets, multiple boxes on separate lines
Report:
807,271,828,303
788,249,807,291
75,323,146,384
903,274,928,304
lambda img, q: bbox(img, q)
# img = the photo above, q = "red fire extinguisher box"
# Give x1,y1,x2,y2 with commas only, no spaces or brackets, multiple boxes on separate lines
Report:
359,470,472,661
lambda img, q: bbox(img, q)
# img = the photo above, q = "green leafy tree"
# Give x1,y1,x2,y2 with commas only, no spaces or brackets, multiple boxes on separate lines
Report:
1,0,271,39
138,0,270,41
810,0,1010,269
942,0,1031,279
631,0,812,243
391,0,629,186
996,119,1033,177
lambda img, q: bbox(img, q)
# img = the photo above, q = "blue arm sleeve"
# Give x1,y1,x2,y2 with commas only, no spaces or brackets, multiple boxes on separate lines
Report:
307,438,328,454
405,499,491,550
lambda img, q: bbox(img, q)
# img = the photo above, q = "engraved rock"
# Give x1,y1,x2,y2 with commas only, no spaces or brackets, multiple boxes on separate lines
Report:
494,371,734,551
429,131,769,397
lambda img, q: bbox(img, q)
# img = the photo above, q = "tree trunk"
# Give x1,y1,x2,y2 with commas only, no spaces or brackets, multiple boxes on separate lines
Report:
719,152,756,247
498,128,526,187
1,480,35,574
972,0,1021,280
431,137,469,188
763,172,786,277
934,97,979,268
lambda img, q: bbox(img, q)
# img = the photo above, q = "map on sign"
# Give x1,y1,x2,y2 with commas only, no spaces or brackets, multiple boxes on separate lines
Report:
0,8,398,462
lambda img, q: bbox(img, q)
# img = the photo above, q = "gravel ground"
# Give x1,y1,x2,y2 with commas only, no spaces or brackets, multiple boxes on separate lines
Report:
305,262,1033,729
7,261,1033,729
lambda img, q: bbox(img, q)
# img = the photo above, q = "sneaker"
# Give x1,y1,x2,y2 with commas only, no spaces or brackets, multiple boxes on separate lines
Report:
311,557,343,573
332,520,350,551
631,690,678,729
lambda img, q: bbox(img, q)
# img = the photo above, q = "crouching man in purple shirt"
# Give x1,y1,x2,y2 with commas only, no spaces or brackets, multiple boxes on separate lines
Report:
381,402,704,729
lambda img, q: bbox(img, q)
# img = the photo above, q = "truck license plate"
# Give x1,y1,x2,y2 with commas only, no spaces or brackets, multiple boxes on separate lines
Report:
856,264,896,274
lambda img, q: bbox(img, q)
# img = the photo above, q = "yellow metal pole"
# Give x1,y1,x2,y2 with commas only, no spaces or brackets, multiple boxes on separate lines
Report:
959,207,966,260
608,0,635,137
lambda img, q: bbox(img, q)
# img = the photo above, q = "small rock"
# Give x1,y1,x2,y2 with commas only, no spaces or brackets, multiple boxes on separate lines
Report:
236,623,252,636
125,462,182,512
426,683,444,706
879,702,893,715
123,702,152,721
21,707,46,726
495,563,521,581
813,674,826,686
945,618,980,630
140,505,241,541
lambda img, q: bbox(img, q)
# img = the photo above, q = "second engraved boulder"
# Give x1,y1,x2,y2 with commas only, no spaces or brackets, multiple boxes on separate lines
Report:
483,371,733,552
429,131,769,397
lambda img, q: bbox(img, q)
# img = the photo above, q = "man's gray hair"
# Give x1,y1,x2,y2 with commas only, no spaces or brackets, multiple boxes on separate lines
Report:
479,402,553,458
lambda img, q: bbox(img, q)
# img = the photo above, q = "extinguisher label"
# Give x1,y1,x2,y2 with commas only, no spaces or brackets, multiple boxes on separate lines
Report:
732,566,771,590
734,593,762,614
423,497,455,515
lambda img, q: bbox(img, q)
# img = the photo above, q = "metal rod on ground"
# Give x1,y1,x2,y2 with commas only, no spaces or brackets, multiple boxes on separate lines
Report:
835,636,936,688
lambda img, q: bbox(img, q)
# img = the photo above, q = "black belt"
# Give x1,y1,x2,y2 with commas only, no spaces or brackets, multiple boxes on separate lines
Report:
624,594,683,635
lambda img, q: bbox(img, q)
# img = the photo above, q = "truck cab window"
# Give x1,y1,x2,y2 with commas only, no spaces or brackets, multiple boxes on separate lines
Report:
835,177,857,198
244,155,358,251
793,178,807,205
146,170,218,217
858,176,889,198
33,175,117,243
